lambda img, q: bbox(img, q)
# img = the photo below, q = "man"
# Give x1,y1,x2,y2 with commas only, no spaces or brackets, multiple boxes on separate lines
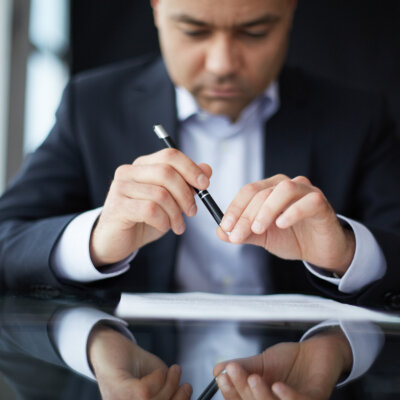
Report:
0,0,399,303
1,0,399,398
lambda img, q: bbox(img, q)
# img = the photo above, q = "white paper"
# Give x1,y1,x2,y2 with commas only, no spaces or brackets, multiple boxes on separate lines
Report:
115,292,400,323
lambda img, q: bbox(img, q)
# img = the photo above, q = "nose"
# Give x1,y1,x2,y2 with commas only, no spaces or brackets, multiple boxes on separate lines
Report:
204,35,239,78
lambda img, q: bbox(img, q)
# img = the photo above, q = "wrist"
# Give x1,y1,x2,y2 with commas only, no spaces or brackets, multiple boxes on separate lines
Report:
333,228,355,276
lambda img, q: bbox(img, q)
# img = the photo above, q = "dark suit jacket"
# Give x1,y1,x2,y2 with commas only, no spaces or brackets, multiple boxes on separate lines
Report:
0,55,399,308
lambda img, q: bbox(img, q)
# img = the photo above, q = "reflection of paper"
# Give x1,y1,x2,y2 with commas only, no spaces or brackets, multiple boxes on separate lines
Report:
115,292,400,323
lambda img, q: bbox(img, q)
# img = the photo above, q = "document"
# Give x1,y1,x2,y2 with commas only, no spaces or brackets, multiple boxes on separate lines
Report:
115,292,400,323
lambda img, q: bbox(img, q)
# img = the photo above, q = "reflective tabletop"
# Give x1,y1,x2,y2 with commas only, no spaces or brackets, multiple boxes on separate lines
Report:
0,294,399,400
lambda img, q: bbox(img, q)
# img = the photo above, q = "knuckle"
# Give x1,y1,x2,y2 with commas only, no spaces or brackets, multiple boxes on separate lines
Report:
158,164,175,180
275,173,289,181
132,155,145,165
154,186,170,203
309,191,326,207
114,164,131,179
278,179,296,192
293,175,311,185
242,182,259,197
143,200,159,218
161,147,180,161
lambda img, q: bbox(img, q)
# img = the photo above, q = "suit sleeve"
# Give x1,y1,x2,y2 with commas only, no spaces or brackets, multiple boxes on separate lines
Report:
308,96,400,309
0,81,91,291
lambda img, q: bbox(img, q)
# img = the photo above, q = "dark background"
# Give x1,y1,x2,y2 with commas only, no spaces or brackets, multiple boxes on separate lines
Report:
70,0,400,131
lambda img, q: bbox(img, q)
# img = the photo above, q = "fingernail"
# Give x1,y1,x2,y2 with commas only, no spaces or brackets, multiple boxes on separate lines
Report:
197,174,209,188
216,374,231,391
221,214,235,231
251,220,263,233
272,383,286,397
176,224,186,235
248,376,258,389
229,228,242,243
188,204,197,217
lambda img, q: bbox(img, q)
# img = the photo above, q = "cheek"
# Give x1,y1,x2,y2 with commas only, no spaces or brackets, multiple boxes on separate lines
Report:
163,42,205,87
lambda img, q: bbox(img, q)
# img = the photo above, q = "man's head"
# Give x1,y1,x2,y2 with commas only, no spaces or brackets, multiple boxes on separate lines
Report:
151,0,297,121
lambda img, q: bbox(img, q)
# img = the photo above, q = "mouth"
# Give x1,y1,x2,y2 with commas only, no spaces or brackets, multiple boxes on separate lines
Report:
201,87,243,99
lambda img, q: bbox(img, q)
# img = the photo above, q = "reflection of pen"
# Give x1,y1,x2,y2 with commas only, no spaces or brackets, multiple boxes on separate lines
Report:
197,370,226,400
153,124,224,226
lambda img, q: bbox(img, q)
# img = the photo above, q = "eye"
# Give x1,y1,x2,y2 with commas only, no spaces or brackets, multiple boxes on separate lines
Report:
183,30,210,38
240,30,269,39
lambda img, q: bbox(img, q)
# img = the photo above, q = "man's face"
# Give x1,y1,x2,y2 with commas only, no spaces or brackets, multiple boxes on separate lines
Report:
151,0,296,121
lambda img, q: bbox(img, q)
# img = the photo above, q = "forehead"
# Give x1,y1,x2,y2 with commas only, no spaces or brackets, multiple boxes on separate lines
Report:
161,0,289,26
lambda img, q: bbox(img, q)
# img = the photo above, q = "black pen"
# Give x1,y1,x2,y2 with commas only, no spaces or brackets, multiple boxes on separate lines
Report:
153,124,224,226
196,370,226,400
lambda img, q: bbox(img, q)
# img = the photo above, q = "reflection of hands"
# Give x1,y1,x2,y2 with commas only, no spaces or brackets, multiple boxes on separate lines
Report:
88,325,192,400
90,148,212,266
214,328,352,400
218,174,355,275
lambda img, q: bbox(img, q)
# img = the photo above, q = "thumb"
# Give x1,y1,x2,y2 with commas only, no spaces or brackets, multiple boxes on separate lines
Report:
198,163,212,179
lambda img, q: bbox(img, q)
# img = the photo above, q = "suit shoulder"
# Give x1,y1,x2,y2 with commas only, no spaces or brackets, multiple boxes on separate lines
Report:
68,53,164,95
280,65,383,110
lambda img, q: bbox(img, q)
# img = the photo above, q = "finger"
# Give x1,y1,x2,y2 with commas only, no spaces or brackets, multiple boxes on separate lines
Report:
156,364,183,400
111,180,187,235
272,382,306,400
136,368,168,398
198,162,213,179
217,372,242,400
172,383,193,400
134,149,210,190
248,375,276,400
275,191,331,229
220,174,289,233
251,179,314,234
225,363,256,400
122,197,173,234
129,164,198,218
228,188,273,244
214,362,228,377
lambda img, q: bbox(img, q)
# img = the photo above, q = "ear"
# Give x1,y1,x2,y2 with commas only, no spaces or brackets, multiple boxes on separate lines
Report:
150,0,160,27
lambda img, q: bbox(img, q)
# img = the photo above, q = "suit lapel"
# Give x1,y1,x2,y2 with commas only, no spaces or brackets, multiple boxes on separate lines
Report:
127,58,179,157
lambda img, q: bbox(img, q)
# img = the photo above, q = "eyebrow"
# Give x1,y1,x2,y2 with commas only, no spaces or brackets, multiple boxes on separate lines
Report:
170,13,281,28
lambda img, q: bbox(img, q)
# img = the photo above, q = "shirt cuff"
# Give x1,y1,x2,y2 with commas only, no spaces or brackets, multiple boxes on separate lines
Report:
303,215,387,293
301,319,384,387
51,207,136,282
50,307,135,380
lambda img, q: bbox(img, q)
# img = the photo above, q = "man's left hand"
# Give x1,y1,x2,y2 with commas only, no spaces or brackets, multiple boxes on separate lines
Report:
218,174,355,275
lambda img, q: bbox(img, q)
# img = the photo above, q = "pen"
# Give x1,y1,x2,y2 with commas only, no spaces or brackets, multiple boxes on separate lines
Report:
153,124,224,226
196,370,226,400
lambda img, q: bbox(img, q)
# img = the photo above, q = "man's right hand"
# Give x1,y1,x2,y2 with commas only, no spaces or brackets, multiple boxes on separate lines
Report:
90,148,212,267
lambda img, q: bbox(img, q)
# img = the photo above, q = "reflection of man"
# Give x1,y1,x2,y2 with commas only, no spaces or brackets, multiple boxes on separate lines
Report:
0,0,399,304
0,296,386,400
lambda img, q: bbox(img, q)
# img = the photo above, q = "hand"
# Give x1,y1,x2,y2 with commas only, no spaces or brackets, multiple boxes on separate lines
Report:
90,148,212,266
213,328,353,400
88,325,192,400
218,174,355,275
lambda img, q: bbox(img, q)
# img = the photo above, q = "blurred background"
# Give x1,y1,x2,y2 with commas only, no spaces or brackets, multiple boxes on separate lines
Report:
0,0,399,194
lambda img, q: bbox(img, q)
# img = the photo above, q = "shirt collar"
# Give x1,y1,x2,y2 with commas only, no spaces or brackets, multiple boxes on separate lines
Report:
175,82,279,123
